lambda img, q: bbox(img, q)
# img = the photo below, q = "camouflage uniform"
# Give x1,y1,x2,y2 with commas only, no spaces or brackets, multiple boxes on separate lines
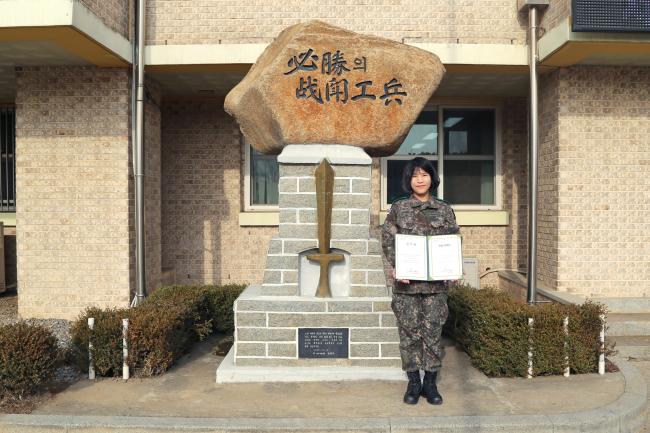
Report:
381,195,460,372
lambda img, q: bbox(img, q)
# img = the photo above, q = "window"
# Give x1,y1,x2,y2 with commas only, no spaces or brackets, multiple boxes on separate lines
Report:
0,107,15,213
243,139,279,210
241,106,500,212
381,107,500,210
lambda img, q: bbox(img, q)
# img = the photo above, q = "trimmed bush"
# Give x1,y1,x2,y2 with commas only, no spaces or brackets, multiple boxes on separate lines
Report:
68,284,246,377
446,286,529,377
144,285,214,340
444,285,614,377
70,307,127,377
130,294,208,376
129,284,245,375
566,301,610,374
204,284,246,333
0,322,60,399
146,283,245,334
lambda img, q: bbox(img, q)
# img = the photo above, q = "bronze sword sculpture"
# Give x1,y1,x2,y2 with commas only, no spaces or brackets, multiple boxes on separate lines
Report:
307,159,344,298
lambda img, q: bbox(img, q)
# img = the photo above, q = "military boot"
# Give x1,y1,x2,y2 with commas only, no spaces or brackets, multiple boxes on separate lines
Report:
422,371,443,405
403,371,422,404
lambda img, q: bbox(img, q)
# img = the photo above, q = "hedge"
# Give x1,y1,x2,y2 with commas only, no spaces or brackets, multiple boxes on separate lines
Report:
0,322,60,400
146,283,245,334
204,284,246,333
444,285,615,377
69,307,128,377
70,284,245,378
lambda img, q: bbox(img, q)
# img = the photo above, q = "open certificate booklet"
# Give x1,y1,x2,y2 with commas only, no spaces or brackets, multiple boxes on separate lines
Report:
395,234,463,281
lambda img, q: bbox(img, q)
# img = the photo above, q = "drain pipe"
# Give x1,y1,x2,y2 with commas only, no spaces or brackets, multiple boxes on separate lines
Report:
131,0,146,306
518,0,548,305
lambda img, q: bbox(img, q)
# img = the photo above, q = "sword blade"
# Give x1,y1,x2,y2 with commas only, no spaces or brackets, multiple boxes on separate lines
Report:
314,159,335,254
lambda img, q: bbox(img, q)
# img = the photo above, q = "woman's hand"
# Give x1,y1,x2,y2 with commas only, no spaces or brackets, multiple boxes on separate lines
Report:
391,269,410,285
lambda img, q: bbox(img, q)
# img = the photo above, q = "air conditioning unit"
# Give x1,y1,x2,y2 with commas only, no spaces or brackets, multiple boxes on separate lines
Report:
461,257,479,289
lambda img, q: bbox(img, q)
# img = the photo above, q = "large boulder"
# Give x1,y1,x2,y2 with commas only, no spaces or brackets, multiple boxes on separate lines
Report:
225,21,445,156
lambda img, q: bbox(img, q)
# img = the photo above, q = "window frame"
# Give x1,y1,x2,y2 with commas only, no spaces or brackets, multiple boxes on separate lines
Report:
243,137,280,212
380,104,502,211
0,105,16,213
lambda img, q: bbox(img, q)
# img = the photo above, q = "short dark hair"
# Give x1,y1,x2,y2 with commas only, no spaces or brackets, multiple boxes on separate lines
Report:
401,157,440,194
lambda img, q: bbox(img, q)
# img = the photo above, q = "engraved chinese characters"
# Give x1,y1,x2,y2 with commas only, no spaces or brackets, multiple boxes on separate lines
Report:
299,328,349,358
224,20,445,156
286,48,407,106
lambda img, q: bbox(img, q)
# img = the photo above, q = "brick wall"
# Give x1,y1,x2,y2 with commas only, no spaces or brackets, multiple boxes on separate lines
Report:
539,0,571,34
161,99,276,286
15,66,132,319
538,70,560,290
555,66,650,297
538,66,650,297
146,0,527,46
145,80,162,292
498,272,550,303
80,0,131,39
77,0,567,47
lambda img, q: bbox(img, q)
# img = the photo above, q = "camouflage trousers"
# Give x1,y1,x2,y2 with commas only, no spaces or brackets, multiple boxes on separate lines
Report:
391,292,448,372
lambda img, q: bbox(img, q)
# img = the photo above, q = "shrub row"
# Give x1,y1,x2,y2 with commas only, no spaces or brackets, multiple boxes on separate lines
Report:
444,285,614,377
0,322,60,400
70,284,245,378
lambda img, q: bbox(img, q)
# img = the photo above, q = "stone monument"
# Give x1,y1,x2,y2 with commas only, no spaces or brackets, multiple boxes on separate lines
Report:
217,21,444,382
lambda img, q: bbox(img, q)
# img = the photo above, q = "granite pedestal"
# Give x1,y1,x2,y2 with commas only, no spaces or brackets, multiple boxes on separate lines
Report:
217,145,403,383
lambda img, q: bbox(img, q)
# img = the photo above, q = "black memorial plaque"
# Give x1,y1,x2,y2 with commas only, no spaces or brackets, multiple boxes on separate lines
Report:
298,328,349,358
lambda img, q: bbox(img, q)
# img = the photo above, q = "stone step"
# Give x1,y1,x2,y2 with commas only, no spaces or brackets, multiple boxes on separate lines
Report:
608,335,650,360
607,313,650,337
593,297,650,314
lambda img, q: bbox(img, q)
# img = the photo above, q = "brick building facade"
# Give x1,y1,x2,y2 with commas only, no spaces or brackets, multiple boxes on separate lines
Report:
538,66,650,297
0,0,648,319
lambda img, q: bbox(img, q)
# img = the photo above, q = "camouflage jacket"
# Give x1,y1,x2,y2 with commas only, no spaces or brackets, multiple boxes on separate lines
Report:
381,195,460,294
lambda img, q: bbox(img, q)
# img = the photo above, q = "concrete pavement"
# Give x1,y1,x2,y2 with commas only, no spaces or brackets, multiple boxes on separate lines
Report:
624,359,650,433
0,336,645,432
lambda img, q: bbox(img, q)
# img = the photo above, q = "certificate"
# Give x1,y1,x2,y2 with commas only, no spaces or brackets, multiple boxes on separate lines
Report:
395,234,428,281
427,235,463,281
395,234,463,281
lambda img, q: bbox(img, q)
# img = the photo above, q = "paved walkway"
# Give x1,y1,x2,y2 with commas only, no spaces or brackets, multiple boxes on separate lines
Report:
29,337,623,418
0,335,643,432
627,359,650,433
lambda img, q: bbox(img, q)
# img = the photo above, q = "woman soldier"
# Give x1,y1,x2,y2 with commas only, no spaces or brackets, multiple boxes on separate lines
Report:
381,157,460,405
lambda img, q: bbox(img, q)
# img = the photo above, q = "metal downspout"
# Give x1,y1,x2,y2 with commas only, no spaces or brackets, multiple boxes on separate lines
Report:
526,5,540,305
131,0,146,306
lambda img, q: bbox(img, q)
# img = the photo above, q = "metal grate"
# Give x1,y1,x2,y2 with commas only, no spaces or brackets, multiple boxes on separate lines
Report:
572,0,650,33
0,107,16,212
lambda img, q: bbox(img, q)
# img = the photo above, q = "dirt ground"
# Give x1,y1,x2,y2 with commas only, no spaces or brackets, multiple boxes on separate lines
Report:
0,289,17,325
